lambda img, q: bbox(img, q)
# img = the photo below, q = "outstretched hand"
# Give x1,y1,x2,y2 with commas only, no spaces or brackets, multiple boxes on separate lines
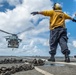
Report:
72,18,76,22
31,12,38,15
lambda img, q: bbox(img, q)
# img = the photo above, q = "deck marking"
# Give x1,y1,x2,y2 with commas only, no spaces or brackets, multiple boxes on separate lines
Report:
48,61,76,66
35,67,54,75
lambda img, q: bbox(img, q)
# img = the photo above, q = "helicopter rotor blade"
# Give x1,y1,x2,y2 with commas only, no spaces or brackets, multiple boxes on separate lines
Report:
4,36,10,38
17,27,34,35
0,29,12,35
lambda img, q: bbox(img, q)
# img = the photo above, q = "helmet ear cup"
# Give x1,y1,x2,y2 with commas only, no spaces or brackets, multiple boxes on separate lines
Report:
53,3,56,10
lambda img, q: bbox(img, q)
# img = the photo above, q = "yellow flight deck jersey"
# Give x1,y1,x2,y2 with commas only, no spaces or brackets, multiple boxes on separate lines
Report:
42,10,72,30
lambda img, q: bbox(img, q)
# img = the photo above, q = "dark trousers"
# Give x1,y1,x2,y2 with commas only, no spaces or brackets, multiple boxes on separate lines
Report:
49,27,70,55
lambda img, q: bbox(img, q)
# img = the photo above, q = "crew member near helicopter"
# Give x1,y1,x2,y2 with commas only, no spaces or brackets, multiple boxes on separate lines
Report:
31,3,76,62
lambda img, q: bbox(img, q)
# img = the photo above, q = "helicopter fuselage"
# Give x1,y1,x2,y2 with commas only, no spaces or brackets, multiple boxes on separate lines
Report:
6,35,22,48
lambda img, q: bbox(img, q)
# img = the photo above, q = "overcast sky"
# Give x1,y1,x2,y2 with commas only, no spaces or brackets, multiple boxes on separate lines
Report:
0,0,76,56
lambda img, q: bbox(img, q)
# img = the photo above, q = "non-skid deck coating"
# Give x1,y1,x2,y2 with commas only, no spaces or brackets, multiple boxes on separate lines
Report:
0,56,76,75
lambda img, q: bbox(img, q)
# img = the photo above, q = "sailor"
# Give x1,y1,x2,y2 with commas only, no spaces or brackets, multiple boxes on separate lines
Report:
31,3,76,62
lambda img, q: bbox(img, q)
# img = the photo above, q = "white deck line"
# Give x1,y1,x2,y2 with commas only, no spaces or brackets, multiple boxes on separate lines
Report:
35,67,54,75
49,61,76,66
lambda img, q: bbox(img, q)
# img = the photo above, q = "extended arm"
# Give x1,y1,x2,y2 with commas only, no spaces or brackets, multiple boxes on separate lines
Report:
64,13,76,22
31,10,53,16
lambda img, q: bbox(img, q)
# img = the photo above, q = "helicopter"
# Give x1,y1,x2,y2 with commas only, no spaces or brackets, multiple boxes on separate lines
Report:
0,27,34,49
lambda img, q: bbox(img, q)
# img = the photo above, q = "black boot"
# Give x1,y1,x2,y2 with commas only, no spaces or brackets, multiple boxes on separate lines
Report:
65,54,70,62
48,55,55,62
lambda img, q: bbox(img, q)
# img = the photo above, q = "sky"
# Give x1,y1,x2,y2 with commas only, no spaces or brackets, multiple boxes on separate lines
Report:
0,0,76,56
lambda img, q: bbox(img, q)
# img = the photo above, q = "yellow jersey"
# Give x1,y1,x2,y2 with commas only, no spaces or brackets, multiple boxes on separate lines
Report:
42,10,72,30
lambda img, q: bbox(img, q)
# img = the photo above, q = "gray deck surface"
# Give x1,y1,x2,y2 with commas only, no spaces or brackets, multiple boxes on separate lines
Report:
0,56,76,75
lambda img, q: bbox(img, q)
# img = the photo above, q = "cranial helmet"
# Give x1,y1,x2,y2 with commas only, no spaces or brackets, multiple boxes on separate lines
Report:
53,3,62,10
